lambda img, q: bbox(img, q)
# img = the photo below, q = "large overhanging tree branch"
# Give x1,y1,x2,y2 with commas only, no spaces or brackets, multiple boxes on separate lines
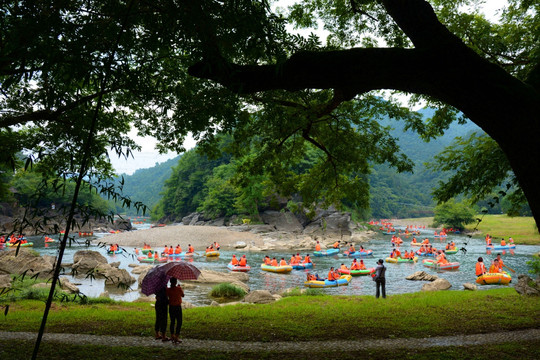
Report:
189,0,540,227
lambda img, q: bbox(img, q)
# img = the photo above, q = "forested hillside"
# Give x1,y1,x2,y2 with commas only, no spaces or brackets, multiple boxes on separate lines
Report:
369,108,480,218
124,109,482,221
109,156,181,216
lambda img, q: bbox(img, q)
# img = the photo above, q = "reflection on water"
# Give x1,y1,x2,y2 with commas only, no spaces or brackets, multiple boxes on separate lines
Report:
4,225,540,306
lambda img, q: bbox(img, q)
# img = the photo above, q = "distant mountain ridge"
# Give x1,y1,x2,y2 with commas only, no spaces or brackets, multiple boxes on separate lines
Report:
111,155,181,215
368,108,482,218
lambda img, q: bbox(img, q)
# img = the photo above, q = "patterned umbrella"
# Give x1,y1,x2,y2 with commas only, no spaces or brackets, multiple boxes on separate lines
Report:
166,261,201,281
141,261,201,296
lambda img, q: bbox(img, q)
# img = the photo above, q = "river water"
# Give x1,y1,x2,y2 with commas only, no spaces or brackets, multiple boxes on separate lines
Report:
4,224,539,306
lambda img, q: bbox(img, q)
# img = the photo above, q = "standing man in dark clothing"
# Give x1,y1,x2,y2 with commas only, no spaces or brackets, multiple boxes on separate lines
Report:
373,259,386,298
154,286,169,341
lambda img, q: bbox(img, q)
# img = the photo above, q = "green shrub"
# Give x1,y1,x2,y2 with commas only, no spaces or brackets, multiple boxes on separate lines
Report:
527,258,540,275
209,283,247,298
16,287,51,301
281,287,324,297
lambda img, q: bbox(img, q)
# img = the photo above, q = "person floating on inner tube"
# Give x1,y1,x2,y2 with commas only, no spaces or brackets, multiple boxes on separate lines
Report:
239,255,247,266
476,257,487,277
489,259,500,273
327,267,338,281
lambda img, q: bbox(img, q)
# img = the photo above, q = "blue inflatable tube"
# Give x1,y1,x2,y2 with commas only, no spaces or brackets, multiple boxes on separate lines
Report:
291,262,314,270
342,250,373,258
486,244,516,250
313,248,339,257
304,275,352,288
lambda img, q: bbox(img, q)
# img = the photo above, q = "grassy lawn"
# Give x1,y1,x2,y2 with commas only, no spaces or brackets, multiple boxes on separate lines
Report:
396,215,540,245
464,215,540,244
1,289,539,341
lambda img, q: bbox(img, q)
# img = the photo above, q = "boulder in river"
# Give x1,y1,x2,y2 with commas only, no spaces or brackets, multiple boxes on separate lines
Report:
421,278,452,291
406,271,439,282
72,250,108,272
0,249,54,279
59,277,80,294
185,269,249,293
463,283,478,291
95,264,136,286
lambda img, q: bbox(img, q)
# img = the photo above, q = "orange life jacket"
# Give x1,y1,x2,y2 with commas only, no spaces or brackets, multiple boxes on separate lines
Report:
279,259,287,266
328,271,336,281
239,257,247,266
231,256,239,265
315,243,321,251
476,262,486,276
270,259,278,266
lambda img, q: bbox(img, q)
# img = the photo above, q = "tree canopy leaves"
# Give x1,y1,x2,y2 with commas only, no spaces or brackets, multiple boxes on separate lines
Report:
1,0,539,226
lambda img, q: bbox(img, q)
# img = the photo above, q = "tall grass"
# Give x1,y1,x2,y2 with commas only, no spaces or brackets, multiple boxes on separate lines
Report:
0,276,120,305
209,283,247,298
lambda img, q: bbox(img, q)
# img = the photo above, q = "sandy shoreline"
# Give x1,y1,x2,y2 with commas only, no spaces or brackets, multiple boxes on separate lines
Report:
100,225,266,251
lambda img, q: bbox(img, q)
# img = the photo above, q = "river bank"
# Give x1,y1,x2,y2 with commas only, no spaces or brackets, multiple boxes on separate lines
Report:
101,223,378,252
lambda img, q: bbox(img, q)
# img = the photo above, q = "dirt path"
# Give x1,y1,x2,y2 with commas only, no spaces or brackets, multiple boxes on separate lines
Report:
1,329,538,352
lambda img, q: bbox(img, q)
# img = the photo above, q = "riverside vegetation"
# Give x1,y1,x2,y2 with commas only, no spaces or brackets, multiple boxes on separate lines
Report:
398,215,540,245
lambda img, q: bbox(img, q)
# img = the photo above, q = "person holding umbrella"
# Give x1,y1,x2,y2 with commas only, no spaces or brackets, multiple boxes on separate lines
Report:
141,261,201,344
167,278,184,343
154,286,169,341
